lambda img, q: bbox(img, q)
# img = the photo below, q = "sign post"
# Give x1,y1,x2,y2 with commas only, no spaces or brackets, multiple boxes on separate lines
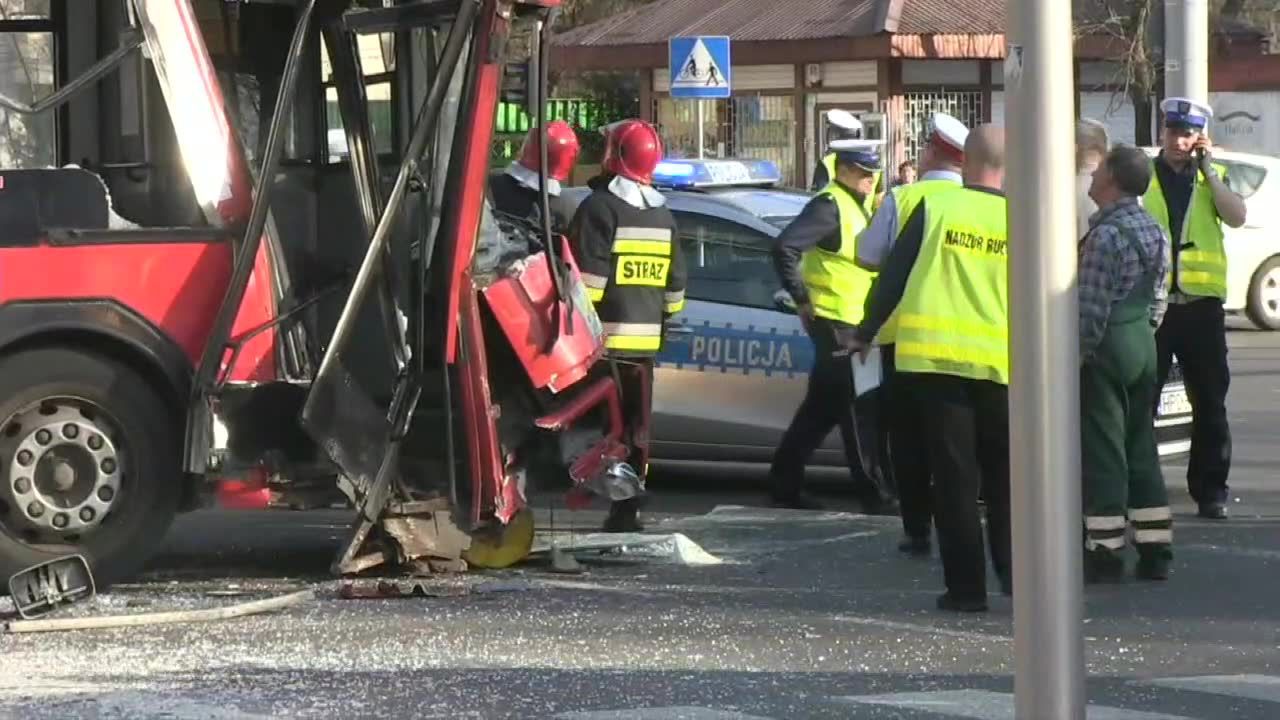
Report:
668,36,732,159
1006,0,1087,717
1165,0,1209,102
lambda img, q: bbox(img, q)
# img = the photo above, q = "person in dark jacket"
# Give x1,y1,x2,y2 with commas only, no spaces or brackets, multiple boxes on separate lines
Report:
768,138,898,516
1079,145,1173,583
489,119,581,233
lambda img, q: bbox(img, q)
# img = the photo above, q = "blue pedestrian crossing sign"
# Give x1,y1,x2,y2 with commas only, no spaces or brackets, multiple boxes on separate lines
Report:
669,36,732,99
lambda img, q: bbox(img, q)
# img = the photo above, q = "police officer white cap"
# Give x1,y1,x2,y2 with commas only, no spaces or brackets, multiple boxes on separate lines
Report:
1160,96,1213,130
829,138,885,172
929,112,969,154
826,109,864,136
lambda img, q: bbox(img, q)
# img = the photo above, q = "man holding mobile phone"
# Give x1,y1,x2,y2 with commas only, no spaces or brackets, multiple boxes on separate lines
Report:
1143,97,1248,520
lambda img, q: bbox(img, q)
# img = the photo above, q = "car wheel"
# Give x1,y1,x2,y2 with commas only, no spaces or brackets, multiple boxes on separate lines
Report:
0,347,182,592
1245,256,1280,331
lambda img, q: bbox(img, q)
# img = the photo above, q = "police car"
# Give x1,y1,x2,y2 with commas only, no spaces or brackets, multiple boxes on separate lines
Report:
562,159,1193,473
1140,148,1280,330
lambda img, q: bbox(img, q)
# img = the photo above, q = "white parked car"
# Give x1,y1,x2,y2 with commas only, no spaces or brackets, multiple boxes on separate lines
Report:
1141,148,1280,329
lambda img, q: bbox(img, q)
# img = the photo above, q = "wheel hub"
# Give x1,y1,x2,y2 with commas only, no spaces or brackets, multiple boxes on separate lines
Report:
3,404,123,538
1262,268,1280,319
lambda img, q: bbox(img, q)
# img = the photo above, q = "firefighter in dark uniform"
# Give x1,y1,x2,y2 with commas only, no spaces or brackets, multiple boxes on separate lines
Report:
1145,97,1248,520
566,119,687,533
488,119,581,233
768,138,898,516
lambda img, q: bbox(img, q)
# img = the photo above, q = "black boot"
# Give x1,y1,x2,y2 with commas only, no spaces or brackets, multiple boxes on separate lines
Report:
898,535,931,557
1084,548,1126,584
602,498,645,533
770,491,825,511
860,494,901,517
1197,502,1228,520
1135,545,1172,581
937,592,988,612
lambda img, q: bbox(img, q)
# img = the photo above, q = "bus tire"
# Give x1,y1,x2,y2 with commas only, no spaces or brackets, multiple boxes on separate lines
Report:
0,346,182,593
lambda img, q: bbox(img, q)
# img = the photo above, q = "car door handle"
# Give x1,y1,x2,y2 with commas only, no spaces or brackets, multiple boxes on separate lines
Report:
666,324,694,336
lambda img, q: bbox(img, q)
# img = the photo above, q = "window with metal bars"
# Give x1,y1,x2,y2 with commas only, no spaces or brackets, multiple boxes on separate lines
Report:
900,90,984,163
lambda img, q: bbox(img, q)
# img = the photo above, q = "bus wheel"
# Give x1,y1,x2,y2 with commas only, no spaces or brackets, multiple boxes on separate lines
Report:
0,347,181,593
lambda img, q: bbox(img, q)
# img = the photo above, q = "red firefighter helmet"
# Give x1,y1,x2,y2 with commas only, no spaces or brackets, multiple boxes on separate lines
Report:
602,119,663,184
517,119,581,183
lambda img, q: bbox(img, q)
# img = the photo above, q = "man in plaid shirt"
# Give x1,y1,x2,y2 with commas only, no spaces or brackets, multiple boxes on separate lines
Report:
1078,145,1173,583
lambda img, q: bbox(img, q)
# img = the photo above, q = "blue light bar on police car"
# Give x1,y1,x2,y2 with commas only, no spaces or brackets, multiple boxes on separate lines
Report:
651,159,782,189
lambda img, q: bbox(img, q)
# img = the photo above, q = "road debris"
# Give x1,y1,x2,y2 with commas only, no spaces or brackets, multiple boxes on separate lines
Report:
531,532,723,566
3,588,313,634
7,554,95,620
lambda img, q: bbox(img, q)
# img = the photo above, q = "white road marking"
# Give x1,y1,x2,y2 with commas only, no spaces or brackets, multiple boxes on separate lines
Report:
725,530,881,557
836,689,1192,719
555,707,774,719
1147,674,1280,704
666,505,886,525
832,615,1013,643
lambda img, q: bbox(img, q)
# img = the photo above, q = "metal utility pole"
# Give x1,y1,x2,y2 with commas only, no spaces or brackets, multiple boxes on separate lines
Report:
1005,0,1086,716
1164,0,1210,102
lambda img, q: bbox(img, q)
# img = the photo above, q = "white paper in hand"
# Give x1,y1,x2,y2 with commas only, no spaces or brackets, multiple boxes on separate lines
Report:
851,346,883,397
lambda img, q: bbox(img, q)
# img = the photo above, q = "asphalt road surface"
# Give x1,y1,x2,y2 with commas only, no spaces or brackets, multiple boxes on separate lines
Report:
1,324,1277,719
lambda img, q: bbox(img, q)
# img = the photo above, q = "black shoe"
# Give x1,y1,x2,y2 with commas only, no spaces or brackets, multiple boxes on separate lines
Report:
997,573,1013,597
602,500,645,533
770,492,825,511
898,535,931,557
937,592,988,612
861,496,901,516
1197,502,1228,520
1135,545,1172,581
1135,555,1170,581
1084,549,1126,584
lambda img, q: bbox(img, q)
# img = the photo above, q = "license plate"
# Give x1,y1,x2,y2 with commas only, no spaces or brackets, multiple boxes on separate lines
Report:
1158,389,1192,416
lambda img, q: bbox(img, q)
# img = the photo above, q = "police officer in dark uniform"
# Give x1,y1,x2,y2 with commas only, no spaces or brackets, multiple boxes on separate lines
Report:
567,119,687,533
768,138,898,516
489,119,581,232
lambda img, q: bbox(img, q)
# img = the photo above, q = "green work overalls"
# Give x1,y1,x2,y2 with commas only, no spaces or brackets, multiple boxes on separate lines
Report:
1081,238,1173,567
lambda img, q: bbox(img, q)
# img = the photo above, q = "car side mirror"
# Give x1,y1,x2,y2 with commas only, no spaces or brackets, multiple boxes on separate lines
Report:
773,289,797,313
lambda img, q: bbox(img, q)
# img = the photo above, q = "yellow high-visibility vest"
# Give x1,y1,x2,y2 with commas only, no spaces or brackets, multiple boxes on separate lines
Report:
872,178,964,345
800,183,877,325
1143,160,1229,299
895,187,1010,385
